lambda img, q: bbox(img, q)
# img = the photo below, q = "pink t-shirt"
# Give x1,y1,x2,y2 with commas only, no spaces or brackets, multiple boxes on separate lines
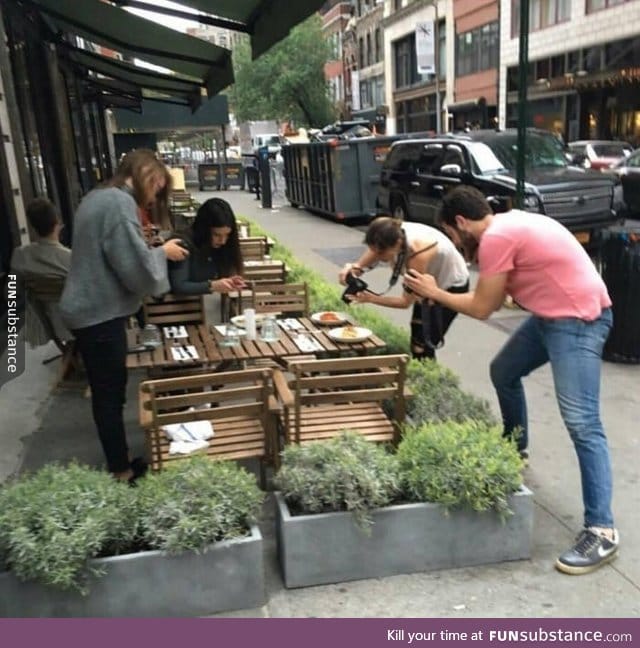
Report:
479,210,611,320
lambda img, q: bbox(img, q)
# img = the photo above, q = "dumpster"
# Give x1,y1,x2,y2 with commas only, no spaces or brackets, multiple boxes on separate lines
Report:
600,225,640,363
197,164,221,191
220,161,244,189
282,136,405,221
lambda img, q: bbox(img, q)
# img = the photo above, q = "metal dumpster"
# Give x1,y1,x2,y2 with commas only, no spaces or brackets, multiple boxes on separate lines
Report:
601,225,640,363
282,136,404,221
197,164,221,191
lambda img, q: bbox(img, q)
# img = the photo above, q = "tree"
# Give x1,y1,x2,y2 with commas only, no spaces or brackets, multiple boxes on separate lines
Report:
228,16,336,127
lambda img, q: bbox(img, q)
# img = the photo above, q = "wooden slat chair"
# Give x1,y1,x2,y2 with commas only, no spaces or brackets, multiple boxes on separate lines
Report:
237,220,251,238
239,237,266,262
143,293,205,326
23,274,81,385
139,368,279,487
251,282,310,318
272,355,409,466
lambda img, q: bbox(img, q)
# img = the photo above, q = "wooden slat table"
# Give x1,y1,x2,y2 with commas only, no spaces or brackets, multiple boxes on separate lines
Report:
126,317,386,371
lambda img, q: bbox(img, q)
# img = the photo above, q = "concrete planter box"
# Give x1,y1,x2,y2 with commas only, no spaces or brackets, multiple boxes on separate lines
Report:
275,488,533,588
0,525,264,617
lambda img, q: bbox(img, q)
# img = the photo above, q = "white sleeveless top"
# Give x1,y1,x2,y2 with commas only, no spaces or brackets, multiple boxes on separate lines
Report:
401,221,469,289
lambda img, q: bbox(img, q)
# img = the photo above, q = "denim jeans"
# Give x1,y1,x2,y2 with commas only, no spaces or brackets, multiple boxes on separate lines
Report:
73,317,130,473
489,308,614,528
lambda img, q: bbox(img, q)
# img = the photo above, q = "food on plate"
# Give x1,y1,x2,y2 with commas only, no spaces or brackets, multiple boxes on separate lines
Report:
341,325,359,339
319,311,342,323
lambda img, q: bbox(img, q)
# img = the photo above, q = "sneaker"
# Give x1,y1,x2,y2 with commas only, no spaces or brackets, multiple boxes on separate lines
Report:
555,528,619,575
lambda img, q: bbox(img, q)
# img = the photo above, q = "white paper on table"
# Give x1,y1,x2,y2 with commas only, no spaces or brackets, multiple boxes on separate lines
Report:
293,333,323,353
278,318,305,331
170,345,199,361
163,325,188,339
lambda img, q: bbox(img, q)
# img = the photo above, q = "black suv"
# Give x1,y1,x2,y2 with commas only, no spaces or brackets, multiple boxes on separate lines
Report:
378,129,616,246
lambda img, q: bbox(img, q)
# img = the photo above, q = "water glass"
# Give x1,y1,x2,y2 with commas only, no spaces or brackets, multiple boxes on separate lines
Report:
220,324,241,347
260,315,279,342
141,324,162,348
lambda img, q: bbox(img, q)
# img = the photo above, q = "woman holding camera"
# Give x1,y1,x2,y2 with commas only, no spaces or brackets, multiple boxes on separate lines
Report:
339,217,469,360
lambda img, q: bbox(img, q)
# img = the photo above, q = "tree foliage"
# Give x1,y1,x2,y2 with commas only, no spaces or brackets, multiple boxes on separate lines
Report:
229,15,336,127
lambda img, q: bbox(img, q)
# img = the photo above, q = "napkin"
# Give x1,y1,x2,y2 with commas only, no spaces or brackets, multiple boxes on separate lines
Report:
163,325,188,339
163,420,214,443
170,345,199,361
293,333,323,353
169,439,210,455
278,318,304,331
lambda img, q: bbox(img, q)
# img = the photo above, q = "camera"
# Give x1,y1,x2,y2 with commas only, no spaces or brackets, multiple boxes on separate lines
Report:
341,272,369,304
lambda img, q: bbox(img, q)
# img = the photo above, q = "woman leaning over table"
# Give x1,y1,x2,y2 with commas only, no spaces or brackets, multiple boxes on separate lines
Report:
168,197,246,296
339,216,469,360
59,149,189,484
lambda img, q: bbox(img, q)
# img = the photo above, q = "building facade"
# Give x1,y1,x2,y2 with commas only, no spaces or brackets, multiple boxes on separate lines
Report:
320,1,353,117
382,0,449,135
449,0,500,130
500,0,640,144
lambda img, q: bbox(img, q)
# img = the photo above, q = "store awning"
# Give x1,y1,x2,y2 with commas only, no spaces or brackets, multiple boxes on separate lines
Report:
447,97,487,112
61,44,203,111
114,0,328,59
30,0,234,97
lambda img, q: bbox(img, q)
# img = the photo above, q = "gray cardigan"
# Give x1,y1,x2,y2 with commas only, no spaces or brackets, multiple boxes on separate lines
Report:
60,186,169,330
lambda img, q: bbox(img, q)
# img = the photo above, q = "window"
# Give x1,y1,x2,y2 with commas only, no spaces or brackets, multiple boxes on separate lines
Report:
456,22,498,76
587,0,630,11
375,28,382,62
417,144,443,174
511,0,571,36
359,37,365,68
366,33,372,66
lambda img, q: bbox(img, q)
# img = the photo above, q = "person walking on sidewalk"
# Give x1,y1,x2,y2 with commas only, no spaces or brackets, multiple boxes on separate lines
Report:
403,186,617,575
60,149,189,484
339,217,469,360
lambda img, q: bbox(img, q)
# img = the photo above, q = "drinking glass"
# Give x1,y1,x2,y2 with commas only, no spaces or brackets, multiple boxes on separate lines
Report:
141,324,162,348
220,324,241,347
259,314,279,342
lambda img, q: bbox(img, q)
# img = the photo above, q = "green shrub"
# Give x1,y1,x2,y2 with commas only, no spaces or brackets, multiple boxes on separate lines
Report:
275,433,400,528
136,457,264,554
397,420,523,516
406,359,497,426
0,463,138,593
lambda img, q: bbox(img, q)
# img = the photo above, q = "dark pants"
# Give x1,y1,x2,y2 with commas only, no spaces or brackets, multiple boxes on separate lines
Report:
73,317,129,473
410,282,469,360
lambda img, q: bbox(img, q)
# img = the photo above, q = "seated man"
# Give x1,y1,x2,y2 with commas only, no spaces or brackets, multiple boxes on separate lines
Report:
10,198,72,347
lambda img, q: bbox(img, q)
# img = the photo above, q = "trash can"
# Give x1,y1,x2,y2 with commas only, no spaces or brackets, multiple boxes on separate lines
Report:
220,162,244,189
197,164,221,191
600,225,640,363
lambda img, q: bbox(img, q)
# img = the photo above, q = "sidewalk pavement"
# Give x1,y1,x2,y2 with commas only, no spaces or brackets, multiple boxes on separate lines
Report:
1,188,638,617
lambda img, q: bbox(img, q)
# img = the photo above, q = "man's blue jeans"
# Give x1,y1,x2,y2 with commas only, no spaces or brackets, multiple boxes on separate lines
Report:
489,308,614,528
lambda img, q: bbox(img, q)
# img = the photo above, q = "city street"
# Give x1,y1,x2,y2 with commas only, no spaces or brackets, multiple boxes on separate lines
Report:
2,186,638,617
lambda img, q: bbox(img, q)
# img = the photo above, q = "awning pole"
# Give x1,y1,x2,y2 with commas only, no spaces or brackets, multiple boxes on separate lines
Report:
516,0,529,209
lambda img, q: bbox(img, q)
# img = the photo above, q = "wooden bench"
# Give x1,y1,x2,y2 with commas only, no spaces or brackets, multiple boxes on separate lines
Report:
272,354,409,466
139,368,279,487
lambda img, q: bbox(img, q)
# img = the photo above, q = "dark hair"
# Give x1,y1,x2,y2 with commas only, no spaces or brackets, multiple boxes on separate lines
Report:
364,216,403,250
105,149,170,209
26,198,59,237
191,198,243,275
440,186,492,226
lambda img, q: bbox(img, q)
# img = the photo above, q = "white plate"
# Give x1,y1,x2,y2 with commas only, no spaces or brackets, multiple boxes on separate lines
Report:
311,311,348,325
230,313,269,328
327,326,372,343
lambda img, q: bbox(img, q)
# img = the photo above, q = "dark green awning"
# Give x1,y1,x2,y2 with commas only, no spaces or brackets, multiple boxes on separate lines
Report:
113,0,327,59
31,0,234,97
61,45,203,111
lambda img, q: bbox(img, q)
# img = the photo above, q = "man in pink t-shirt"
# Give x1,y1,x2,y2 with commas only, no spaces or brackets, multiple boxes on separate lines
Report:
403,186,616,576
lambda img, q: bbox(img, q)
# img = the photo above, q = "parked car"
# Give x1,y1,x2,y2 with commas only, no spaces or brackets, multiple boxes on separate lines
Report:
609,148,640,217
378,129,616,248
567,140,633,170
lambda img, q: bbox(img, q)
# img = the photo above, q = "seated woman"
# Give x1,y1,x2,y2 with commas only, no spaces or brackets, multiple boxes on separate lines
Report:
339,217,469,360
169,197,246,296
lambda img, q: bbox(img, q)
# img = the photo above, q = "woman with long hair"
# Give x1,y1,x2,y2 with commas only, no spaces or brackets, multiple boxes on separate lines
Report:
169,197,246,295
339,216,469,360
60,149,188,483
